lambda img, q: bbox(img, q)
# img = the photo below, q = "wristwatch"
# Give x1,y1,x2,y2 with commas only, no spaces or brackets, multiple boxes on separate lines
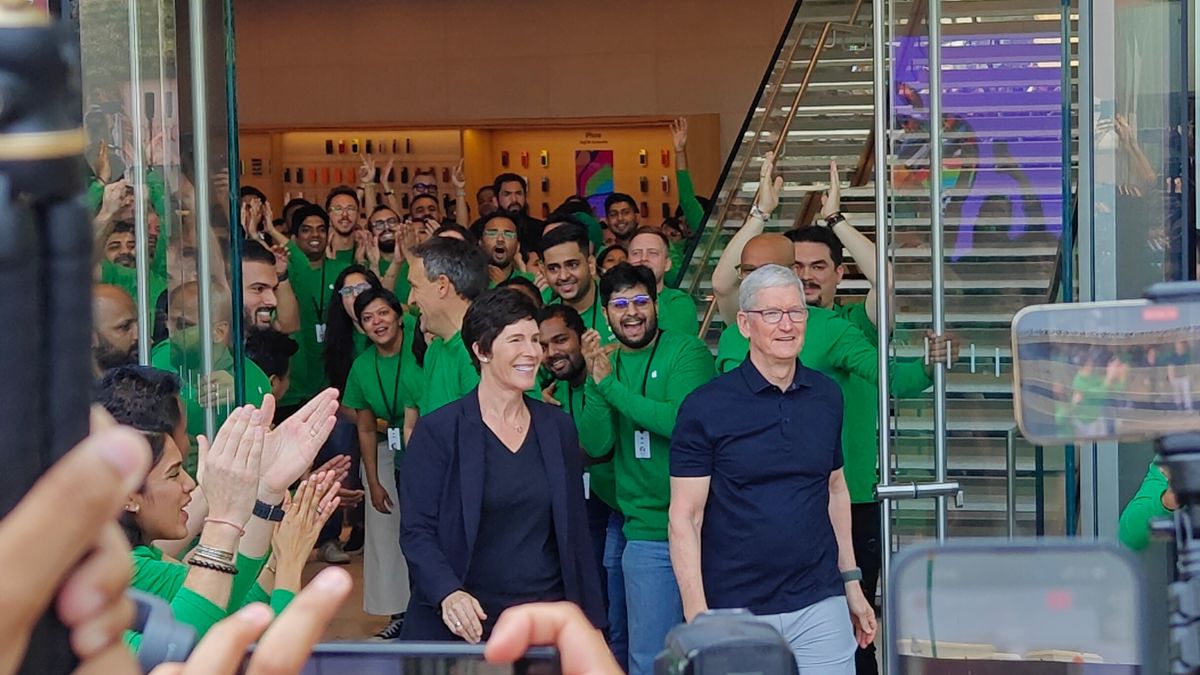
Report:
824,211,847,227
841,567,863,584
750,204,770,221
253,499,286,522
276,270,289,283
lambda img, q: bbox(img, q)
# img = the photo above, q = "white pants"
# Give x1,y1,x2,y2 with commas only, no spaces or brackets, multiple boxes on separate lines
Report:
362,440,409,616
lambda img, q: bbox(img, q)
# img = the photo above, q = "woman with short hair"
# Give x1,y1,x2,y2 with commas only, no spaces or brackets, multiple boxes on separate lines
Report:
399,288,604,642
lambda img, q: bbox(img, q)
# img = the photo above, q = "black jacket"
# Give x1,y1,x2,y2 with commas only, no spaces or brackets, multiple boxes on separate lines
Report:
398,388,605,638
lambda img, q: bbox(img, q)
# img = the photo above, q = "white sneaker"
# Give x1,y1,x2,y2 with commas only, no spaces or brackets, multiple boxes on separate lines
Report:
318,540,350,565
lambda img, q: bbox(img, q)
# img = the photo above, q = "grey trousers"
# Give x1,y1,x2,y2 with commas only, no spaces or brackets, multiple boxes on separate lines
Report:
753,595,857,674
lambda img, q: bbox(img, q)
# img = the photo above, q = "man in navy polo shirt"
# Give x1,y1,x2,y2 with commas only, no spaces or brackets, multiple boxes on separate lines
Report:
669,264,876,673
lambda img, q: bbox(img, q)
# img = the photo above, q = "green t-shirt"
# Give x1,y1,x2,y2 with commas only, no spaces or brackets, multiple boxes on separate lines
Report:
1118,459,1173,551
715,304,931,503
545,282,616,345
488,267,537,289
657,286,699,337
379,259,412,306
1072,370,1110,423
552,378,618,510
418,331,481,415
151,338,271,476
280,240,350,407
578,330,715,540
343,315,423,465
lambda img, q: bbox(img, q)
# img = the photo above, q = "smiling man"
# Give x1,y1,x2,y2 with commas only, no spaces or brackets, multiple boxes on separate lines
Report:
405,236,488,414
626,226,697,336
604,193,640,248
278,204,350,417
539,223,615,345
670,264,876,673
577,262,714,675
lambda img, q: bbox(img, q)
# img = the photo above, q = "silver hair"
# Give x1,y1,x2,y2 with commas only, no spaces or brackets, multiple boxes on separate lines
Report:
738,264,806,311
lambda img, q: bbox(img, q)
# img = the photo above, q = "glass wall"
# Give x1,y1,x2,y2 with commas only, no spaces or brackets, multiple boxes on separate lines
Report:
78,0,241,473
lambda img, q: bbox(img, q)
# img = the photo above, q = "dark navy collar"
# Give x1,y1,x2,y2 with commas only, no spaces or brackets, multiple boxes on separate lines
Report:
738,357,811,393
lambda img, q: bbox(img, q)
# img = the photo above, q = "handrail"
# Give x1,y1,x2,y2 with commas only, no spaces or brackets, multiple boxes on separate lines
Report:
690,10,860,336
683,21,815,300
692,0,918,339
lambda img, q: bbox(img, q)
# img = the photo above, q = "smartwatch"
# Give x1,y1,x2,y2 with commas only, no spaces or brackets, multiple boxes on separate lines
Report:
253,499,286,522
841,567,863,584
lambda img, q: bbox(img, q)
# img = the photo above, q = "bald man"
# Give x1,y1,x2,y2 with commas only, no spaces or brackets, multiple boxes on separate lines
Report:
150,281,272,476
92,284,139,375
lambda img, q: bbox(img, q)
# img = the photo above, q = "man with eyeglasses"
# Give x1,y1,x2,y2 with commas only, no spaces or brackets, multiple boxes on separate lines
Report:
670,264,876,673
326,186,364,264
494,172,545,260
626,226,698,335
476,211,534,288
578,262,714,675
539,223,614,345
411,167,439,202
366,204,412,303
710,154,953,675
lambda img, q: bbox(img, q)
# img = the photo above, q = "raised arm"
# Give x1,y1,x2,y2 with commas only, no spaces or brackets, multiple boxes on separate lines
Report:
713,152,782,324
671,118,706,232
452,159,471,226
821,160,889,328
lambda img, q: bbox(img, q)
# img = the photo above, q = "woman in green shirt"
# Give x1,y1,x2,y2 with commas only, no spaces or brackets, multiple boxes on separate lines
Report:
323,265,384,395
343,288,421,624
121,409,338,651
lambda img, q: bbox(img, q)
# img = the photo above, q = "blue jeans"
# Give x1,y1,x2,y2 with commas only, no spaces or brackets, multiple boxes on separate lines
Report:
622,539,683,675
603,514,628,672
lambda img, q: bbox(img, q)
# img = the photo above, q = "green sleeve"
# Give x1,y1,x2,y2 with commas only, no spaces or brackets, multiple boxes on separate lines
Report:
573,211,606,251
270,589,296,616
676,169,705,232
228,552,269,611
826,320,879,383
578,380,617,458
343,364,367,410
1118,461,1173,551
243,582,270,607
130,551,188,599
287,238,307,271
87,176,107,215
593,339,714,438
125,587,226,652
891,359,933,398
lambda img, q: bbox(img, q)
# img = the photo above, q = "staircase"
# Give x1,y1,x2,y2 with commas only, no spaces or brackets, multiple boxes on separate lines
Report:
679,0,1078,541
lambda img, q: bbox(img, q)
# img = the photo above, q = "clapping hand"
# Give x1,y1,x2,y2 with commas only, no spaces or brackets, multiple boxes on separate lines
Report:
271,471,341,592
820,159,842,220
199,406,267,529
755,151,784,216
581,330,613,384
358,154,377,186
255,391,339,505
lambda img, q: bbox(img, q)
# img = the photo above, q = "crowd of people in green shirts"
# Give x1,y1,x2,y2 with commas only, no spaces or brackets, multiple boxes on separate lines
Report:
89,124,978,674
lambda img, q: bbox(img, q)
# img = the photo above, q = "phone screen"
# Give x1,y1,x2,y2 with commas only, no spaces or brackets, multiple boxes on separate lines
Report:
890,543,1142,673
1012,299,1200,444
243,643,560,675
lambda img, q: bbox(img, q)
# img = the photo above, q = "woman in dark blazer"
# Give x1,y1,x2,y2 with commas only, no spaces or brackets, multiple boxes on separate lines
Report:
399,288,604,643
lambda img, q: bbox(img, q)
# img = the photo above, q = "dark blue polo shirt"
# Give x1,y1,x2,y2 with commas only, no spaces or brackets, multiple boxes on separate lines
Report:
670,357,845,615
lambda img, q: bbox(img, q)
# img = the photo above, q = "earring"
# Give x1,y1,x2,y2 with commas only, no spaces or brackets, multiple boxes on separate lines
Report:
125,504,140,513
480,357,490,363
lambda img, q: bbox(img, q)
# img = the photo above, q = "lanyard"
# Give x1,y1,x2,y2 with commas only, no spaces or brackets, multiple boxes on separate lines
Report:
312,260,328,319
566,381,586,418
616,331,663,396
551,283,601,333
373,349,403,425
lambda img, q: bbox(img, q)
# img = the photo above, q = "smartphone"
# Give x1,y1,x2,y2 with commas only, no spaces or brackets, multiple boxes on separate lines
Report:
888,541,1143,673
1011,292,1200,444
325,139,334,155
243,643,560,675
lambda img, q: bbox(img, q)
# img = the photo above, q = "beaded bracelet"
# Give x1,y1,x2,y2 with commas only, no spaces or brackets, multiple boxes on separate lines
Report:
188,556,237,575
